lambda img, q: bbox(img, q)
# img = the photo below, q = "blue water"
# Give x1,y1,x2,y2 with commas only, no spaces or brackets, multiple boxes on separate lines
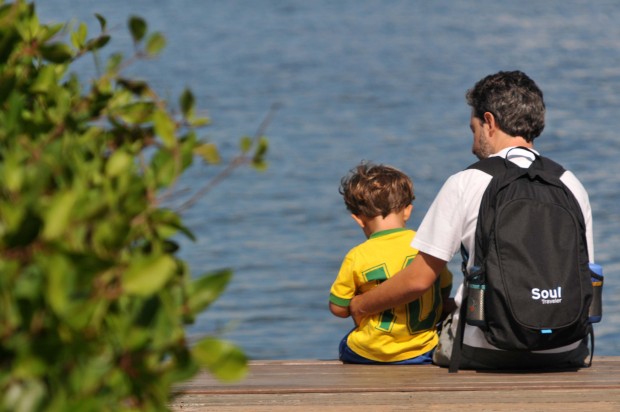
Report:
36,0,620,359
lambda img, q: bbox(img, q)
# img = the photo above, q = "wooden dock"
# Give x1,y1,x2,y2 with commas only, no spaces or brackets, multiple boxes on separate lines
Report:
170,357,620,411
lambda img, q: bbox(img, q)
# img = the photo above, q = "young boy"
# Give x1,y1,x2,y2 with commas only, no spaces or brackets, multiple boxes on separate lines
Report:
329,162,453,364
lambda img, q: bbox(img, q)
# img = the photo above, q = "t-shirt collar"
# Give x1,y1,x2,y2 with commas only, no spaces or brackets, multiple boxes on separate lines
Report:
491,146,539,159
369,227,408,239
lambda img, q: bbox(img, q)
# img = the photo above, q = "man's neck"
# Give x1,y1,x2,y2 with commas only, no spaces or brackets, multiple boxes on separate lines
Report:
493,133,532,154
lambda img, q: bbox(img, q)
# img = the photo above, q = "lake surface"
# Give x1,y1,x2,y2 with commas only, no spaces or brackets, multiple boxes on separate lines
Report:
36,0,620,359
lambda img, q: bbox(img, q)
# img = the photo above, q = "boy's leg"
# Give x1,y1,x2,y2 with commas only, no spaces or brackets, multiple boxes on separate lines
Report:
339,336,378,364
339,329,377,364
340,332,434,365
390,348,434,365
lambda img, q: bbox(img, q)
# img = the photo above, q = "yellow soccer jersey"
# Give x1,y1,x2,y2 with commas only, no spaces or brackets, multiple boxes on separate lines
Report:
329,228,452,362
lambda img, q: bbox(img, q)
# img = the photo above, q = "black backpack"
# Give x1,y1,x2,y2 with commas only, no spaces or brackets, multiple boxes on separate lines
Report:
449,148,596,372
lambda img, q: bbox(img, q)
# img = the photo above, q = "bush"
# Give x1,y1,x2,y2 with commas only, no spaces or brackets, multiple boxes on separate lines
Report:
0,1,267,410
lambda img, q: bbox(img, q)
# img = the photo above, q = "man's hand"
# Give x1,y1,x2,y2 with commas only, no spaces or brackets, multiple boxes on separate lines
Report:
440,297,456,322
349,295,367,326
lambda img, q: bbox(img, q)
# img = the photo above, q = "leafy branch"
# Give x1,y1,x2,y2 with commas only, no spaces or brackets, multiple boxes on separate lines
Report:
0,2,266,410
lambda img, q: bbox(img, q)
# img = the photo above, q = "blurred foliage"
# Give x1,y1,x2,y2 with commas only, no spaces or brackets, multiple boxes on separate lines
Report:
0,1,269,410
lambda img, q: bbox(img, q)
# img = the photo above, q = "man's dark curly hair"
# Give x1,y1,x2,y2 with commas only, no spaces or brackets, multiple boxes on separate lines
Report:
466,70,545,142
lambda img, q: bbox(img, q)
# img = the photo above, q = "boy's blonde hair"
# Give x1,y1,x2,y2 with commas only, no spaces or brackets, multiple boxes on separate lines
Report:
339,162,414,218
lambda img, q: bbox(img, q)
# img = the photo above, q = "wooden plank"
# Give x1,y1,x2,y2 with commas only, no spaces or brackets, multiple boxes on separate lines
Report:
173,390,620,412
170,357,620,411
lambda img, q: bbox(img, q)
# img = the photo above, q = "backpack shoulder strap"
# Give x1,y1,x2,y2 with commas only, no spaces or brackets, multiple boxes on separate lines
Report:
531,155,566,180
465,156,508,177
467,147,567,179
537,156,565,175
449,157,508,373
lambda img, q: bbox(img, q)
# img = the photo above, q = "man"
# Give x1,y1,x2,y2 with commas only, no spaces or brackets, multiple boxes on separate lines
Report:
349,70,593,369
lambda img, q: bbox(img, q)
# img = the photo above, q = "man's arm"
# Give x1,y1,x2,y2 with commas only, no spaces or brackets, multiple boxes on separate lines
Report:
440,266,456,318
349,251,447,322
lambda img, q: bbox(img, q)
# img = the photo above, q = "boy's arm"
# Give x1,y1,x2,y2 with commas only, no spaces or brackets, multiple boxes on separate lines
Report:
329,254,357,319
350,251,446,323
329,302,350,318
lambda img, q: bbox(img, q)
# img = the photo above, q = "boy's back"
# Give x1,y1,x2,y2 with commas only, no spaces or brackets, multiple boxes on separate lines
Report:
331,228,452,362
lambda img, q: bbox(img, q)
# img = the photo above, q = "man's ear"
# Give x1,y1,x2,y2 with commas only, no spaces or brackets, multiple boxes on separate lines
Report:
483,111,497,133
350,214,366,229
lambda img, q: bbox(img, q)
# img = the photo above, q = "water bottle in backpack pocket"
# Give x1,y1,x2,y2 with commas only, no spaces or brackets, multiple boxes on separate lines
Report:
465,265,485,328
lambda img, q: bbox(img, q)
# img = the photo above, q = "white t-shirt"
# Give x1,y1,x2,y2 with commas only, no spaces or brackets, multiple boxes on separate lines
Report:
411,147,594,351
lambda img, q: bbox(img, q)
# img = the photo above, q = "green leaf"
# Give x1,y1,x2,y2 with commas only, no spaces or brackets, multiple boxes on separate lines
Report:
252,136,269,171
122,327,151,351
145,32,166,56
192,338,248,382
69,351,114,396
13,353,47,378
45,254,75,316
239,136,252,153
153,108,176,148
194,143,220,164
42,190,77,240
150,149,176,187
254,136,269,158
106,52,123,73
188,270,232,313
188,116,211,127
30,65,57,94
152,208,195,241
251,158,268,172
70,22,87,48
117,78,149,95
14,265,44,300
105,150,133,177
179,88,195,118
39,23,65,42
3,153,25,192
94,13,107,32
39,42,74,63
116,101,155,124
123,255,177,296
15,10,40,42
128,16,147,43
84,34,110,52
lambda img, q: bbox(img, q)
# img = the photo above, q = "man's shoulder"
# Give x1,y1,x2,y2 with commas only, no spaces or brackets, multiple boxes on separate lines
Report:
465,150,568,179
442,167,494,190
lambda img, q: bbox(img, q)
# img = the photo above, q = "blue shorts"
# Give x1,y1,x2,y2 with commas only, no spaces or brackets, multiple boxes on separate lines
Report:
338,332,434,365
